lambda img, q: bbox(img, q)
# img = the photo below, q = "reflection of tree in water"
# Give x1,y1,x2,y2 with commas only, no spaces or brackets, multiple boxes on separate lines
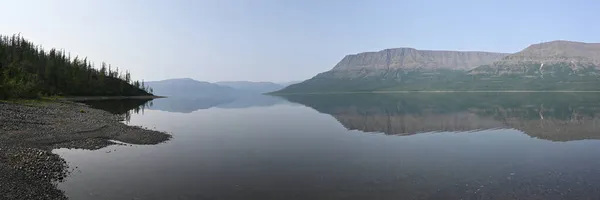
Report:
78,99,153,123
282,92,600,141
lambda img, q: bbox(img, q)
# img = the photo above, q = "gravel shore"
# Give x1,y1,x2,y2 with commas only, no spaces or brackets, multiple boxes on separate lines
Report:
0,100,171,199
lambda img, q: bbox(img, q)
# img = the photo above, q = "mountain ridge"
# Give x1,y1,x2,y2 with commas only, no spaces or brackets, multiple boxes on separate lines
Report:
332,48,509,71
471,40,600,74
274,40,600,94
147,78,295,98
145,78,238,98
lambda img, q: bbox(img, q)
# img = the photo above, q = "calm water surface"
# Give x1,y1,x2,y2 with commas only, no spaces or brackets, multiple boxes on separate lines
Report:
59,93,600,200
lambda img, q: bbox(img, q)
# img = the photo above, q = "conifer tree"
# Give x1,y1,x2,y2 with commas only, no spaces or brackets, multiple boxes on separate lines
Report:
0,34,152,99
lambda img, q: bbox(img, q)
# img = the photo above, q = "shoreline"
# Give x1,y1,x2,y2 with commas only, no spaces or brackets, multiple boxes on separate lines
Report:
0,100,171,199
58,95,165,101
270,90,600,95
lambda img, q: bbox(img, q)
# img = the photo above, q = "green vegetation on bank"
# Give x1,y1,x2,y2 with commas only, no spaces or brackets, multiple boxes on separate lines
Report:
274,64,600,94
0,34,152,99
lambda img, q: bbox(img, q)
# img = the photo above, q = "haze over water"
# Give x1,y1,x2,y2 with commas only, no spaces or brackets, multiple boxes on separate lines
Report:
57,93,600,200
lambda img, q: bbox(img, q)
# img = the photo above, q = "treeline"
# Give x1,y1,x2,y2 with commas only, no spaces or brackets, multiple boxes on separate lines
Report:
0,34,152,99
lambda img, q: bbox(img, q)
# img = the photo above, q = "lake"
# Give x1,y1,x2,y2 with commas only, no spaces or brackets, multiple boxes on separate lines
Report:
57,93,600,200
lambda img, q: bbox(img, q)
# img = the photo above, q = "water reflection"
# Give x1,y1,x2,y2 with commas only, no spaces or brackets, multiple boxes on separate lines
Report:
60,93,600,200
78,99,152,123
147,94,289,113
282,92,600,141
78,95,289,117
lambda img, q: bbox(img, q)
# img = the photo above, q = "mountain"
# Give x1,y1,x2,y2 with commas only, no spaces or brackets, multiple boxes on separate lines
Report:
274,40,600,93
471,40,600,74
147,79,291,98
274,48,508,93
321,48,507,80
146,78,239,98
333,48,508,71
145,78,291,113
215,81,284,93
464,41,600,90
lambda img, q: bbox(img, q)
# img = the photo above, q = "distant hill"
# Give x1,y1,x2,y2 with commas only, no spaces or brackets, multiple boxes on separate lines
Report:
274,40,600,93
215,81,284,93
145,78,293,112
145,78,239,98
147,78,297,98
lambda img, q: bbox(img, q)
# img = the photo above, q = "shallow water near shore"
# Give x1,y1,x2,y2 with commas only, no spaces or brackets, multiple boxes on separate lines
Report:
57,93,600,200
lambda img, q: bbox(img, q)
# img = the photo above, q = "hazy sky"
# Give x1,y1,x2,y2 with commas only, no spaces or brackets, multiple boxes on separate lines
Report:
1,0,598,82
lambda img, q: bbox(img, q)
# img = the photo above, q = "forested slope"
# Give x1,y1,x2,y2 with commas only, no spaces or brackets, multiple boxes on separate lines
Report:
0,34,152,99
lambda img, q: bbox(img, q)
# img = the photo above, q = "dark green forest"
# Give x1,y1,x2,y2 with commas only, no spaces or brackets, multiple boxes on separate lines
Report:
0,34,153,99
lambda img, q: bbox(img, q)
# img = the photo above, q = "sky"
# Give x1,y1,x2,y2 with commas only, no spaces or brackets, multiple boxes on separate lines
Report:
1,0,598,82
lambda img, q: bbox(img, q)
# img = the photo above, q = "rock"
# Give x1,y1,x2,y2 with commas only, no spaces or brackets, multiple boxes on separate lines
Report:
500,41,600,66
332,48,508,72
275,48,508,92
0,101,172,199
471,41,600,74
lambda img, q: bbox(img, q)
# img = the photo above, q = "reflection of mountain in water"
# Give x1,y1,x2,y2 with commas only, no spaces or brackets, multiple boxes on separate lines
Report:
148,95,288,113
282,93,600,142
148,97,235,113
215,95,289,109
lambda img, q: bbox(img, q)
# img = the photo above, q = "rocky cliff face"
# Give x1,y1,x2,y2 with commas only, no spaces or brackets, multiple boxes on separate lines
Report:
332,48,508,71
500,41,600,65
274,40,600,93
471,41,600,74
